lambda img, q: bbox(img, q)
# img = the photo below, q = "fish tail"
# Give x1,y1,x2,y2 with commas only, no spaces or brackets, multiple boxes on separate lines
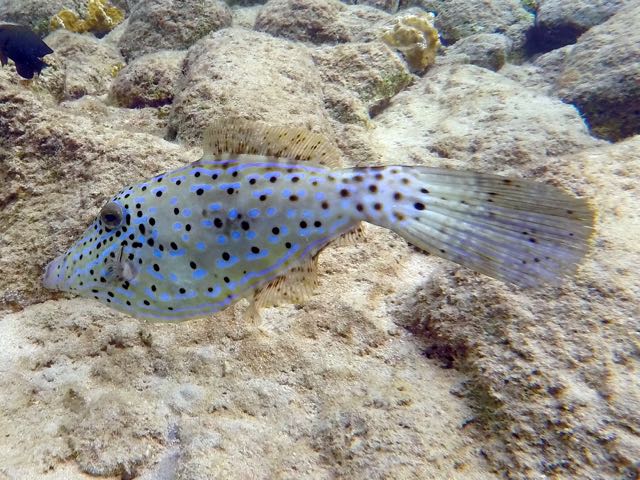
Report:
346,166,595,287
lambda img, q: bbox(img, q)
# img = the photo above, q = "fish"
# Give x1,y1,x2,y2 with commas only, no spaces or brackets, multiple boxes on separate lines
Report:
0,24,53,79
42,119,595,322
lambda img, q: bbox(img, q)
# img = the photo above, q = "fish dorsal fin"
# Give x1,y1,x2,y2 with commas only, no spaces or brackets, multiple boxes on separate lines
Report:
251,255,320,313
202,118,342,168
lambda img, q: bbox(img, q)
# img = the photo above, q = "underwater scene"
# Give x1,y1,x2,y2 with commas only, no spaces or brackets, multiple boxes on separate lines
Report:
0,0,638,478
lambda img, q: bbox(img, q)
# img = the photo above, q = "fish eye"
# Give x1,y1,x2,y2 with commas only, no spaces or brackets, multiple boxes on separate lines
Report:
99,202,123,230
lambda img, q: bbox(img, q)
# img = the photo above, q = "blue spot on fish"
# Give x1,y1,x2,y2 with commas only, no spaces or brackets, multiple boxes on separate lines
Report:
193,269,207,280
217,235,227,245
205,285,222,297
219,182,240,191
182,208,192,217
209,202,221,211
201,219,214,228
196,241,206,251
216,256,239,269
248,208,260,218
146,266,164,281
246,249,269,261
266,207,277,217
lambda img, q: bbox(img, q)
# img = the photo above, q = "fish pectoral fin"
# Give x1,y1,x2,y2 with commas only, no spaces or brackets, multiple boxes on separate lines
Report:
202,117,343,168
252,255,320,310
105,259,139,282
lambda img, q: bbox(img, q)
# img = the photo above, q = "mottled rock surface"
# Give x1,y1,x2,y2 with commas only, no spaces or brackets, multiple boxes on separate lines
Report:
109,50,185,108
556,3,640,141
530,0,631,52
442,33,512,71
418,0,534,51
373,64,599,174
169,28,331,145
0,0,85,34
118,0,232,60
500,44,573,95
255,0,352,44
340,0,399,13
44,29,124,100
312,42,412,119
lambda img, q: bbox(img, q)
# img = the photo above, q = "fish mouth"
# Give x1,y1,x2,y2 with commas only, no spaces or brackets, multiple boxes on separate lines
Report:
42,255,62,291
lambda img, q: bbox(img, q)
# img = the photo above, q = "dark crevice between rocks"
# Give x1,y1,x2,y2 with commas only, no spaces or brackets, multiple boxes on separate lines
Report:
525,22,583,56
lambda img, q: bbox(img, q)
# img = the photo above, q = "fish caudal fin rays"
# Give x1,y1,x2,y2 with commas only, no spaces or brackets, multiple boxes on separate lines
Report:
202,118,342,168
373,167,595,288
251,255,320,314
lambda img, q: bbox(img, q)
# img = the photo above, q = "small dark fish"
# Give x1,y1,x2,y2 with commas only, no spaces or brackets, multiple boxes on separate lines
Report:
0,24,53,79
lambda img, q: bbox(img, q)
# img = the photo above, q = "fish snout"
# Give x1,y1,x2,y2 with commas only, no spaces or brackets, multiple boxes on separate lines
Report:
42,256,63,291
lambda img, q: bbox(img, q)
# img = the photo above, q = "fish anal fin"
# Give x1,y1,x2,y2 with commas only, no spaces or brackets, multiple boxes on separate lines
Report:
252,255,320,312
330,222,366,248
202,118,342,168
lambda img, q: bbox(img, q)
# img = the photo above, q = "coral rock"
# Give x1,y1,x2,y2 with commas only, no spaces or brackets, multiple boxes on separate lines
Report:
118,0,232,60
556,3,640,141
169,28,331,145
109,50,185,108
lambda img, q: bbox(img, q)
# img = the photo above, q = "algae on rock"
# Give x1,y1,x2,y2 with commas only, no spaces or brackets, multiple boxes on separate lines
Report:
50,0,125,37
379,9,440,72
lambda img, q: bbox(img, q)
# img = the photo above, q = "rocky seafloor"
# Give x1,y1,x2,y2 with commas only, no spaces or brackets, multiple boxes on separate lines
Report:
0,0,639,479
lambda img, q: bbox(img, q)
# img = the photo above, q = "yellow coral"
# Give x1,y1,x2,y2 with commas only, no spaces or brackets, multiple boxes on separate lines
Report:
380,10,441,72
50,0,124,36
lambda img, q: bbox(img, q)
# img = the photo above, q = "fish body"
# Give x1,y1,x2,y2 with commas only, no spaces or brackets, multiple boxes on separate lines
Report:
0,24,53,79
43,120,595,321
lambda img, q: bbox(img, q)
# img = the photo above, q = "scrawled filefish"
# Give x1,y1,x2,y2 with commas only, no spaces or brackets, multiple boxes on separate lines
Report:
42,119,595,321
